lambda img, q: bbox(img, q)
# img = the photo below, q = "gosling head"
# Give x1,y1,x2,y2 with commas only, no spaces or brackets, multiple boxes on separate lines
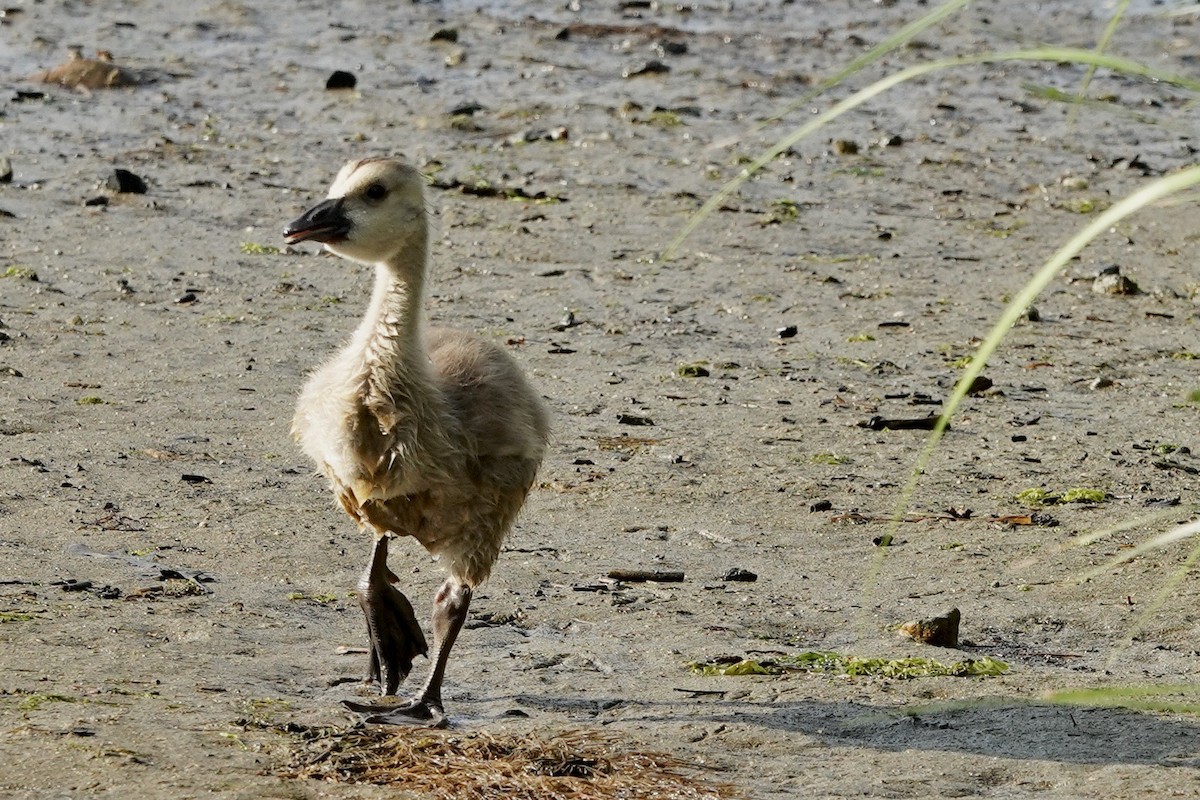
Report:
284,158,428,278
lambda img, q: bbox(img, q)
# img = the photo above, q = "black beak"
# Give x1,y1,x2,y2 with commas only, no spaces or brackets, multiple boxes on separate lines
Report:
283,197,351,245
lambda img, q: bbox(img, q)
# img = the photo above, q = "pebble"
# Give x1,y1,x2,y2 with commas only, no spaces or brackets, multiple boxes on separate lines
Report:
1092,265,1140,295
623,60,669,78
0,157,11,183
325,70,356,90
898,607,960,648
107,168,147,194
722,567,757,582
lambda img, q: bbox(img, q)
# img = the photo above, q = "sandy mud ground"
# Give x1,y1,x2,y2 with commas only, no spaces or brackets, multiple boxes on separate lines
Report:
3,1,1200,797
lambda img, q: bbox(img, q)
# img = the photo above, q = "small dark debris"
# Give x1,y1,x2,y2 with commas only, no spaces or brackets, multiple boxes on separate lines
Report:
1144,496,1181,508
608,569,684,583
721,567,757,582
106,168,147,194
57,578,93,592
325,70,356,90
966,375,993,395
431,27,459,43
174,292,197,304
861,415,944,431
809,499,833,513
777,325,798,339
1111,154,1156,175
14,91,46,102
873,534,894,547
623,59,670,78
1030,512,1059,527
0,157,11,183
84,196,109,207
450,101,484,116
1153,459,1200,475
878,320,909,328
181,473,212,484
547,344,576,354
616,413,654,426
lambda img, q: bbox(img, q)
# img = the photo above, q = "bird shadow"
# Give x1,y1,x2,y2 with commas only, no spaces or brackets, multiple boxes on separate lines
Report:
503,692,1200,767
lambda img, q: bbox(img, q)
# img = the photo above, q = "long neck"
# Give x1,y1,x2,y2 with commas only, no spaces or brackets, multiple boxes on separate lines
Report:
352,239,428,370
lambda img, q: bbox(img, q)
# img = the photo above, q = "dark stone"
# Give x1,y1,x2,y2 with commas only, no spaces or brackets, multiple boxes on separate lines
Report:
106,168,147,194
325,70,357,90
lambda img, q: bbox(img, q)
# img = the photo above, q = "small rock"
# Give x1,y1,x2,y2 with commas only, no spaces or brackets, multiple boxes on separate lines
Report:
623,59,670,78
83,195,109,207
106,168,147,194
777,325,798,339
1089,376,1114,390
898,607,960,648
965,375,993,395
0,157,11,183
325,70,356,90
1092,265,1140,295
809,499,832,512
431,27,458,43
174,292,197,304
551,311,578,332
832,139,859,155
36,49,143,89
616,413,654,426
181,473,212,484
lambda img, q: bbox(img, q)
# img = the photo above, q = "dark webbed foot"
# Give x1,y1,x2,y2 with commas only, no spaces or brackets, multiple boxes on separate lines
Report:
359,536,428,695
342,696,447,728
345,578,472,728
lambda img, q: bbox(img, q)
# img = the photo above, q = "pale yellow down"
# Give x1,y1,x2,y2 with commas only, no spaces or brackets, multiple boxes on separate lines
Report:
291,158,549,587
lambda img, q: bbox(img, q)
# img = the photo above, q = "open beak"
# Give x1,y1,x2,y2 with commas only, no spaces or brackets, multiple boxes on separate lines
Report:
283,197,351,245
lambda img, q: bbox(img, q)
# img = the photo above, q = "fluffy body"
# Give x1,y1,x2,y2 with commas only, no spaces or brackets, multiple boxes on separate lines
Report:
290,158,548,586
284,158,549,718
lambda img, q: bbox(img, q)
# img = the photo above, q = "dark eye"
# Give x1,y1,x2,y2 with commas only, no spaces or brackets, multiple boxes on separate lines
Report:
364,183,387,201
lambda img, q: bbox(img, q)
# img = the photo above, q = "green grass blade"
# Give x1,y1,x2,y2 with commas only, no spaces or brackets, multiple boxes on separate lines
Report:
1070,0,1132,126
664,47,1200,261
732,0,971,139
894,164,1200,526
1044,685,1200,714
1079,516,1200,578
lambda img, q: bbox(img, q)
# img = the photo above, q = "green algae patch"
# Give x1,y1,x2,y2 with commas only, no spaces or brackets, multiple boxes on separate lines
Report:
1015,486,1107,505
1059,487,1107,504
690,651,1009,679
